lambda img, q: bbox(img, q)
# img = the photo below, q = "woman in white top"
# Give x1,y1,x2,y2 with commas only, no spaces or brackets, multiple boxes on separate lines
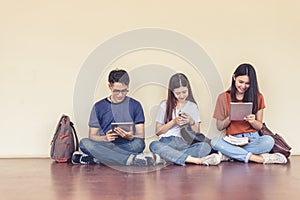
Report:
149,73,220,166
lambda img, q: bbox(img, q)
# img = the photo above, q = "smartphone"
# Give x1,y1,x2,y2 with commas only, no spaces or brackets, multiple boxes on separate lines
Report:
178,110,182,117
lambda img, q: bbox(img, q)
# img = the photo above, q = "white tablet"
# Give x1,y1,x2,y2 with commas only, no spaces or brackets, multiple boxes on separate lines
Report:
230,102,253,121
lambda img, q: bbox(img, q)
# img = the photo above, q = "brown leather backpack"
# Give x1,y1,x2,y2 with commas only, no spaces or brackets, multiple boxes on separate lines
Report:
259,123,292,158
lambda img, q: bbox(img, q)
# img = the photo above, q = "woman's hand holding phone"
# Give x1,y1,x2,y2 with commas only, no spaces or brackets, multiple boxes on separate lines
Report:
176,112,190,126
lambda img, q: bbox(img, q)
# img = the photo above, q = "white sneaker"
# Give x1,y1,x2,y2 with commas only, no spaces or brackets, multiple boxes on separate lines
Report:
152,153,167,166
261,153,287,164
71,151,83,164
218,151,232,162
143,152,167,166
71,151,99,165
201,153,221,166
132,153,157,166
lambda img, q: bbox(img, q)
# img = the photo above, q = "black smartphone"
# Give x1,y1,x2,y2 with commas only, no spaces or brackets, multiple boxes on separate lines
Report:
178,110,182,117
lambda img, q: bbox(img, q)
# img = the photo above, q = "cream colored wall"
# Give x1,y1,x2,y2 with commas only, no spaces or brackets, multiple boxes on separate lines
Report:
0,0,299,157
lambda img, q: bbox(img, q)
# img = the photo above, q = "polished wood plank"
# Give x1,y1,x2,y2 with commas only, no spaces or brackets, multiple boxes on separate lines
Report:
0,156,299,200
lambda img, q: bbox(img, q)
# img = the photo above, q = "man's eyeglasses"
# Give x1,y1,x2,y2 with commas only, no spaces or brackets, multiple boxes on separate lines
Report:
112,89,129,95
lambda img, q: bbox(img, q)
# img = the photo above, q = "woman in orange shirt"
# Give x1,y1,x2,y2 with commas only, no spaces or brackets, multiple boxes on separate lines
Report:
211,63,287,164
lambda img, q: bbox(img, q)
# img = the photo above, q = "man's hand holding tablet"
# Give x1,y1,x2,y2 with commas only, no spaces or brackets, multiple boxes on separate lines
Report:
111,122,134,140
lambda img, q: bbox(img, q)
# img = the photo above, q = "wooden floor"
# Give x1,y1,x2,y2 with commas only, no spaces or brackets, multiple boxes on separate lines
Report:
1,156,300,200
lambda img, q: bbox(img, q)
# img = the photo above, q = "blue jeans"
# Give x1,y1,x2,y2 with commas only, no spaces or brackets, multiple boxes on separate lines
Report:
149,136,212,166
80,137,145,165
211,132,274,163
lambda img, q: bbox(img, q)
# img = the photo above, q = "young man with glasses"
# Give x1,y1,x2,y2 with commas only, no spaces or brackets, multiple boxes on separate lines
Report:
72,69,165,166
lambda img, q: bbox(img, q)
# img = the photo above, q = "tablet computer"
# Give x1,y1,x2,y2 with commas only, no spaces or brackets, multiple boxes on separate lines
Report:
111,122,134,132
230,102,253,121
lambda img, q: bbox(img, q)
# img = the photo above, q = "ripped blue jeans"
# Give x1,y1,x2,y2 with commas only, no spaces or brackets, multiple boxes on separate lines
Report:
211,132,274,163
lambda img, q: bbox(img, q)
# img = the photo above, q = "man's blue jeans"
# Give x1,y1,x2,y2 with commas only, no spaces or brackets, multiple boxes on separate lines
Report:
149,136,212,166
80,137,145,165
211,132,274,163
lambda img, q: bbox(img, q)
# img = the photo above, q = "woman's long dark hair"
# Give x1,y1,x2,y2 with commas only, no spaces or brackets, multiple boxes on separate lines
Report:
230,63,260,113
164,73,196,123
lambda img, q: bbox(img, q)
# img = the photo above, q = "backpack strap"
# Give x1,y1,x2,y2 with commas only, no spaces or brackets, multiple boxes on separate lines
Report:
70,121,79,151
50,115,65,145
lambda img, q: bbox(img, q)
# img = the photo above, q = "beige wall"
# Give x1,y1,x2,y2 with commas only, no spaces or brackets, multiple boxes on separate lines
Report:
0,0,299,157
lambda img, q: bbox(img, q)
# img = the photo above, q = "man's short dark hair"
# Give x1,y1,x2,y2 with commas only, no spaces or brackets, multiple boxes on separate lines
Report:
108,69,130,85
